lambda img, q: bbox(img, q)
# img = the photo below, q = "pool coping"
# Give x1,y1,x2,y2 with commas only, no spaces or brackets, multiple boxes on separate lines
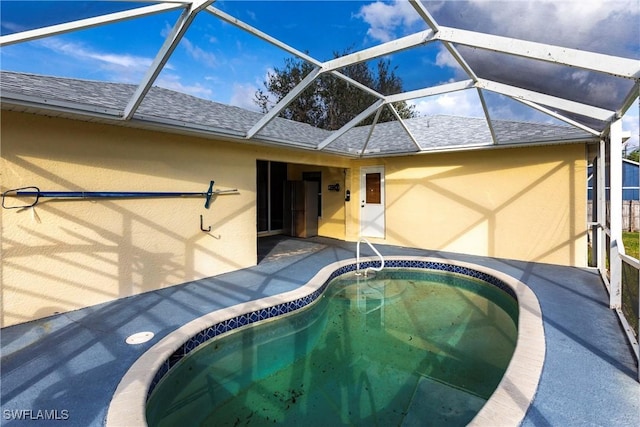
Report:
106,256,545,426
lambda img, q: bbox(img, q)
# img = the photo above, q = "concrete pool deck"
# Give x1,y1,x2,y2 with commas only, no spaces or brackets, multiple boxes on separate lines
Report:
1,236,638,426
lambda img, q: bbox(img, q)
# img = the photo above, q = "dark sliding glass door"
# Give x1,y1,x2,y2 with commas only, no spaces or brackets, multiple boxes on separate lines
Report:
257,160,287,234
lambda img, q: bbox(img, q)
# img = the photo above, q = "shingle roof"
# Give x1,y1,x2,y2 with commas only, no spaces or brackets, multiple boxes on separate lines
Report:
491,119,593,144
139,86,329,147
0,71,597,156
0,70,134,113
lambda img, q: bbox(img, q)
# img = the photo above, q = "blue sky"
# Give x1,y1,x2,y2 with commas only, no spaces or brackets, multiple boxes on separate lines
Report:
1,0,638,150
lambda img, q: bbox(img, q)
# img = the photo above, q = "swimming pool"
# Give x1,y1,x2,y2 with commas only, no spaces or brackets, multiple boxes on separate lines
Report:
106,257,545,427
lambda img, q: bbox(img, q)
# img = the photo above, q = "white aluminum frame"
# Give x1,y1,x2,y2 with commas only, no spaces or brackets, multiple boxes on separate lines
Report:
4,0,636,153
0,3,185,47
2,1,639,376
609,119,624,308
435,26,640,80
592,120,640,378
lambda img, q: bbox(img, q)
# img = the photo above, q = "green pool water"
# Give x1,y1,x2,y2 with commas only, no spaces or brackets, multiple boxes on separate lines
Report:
146,269,518,426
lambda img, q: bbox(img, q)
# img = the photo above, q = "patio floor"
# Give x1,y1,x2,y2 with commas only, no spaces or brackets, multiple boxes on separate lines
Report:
1,236,638,426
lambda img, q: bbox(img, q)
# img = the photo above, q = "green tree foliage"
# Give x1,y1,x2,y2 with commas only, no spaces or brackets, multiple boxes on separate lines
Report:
626,148,639,162
255,51,416,131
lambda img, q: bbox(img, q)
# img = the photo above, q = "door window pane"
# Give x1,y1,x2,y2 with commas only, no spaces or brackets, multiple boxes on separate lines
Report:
366,173,381,204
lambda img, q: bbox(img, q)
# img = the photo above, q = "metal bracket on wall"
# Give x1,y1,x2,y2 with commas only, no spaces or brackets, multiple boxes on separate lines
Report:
200,215,211,232
1,180,239,210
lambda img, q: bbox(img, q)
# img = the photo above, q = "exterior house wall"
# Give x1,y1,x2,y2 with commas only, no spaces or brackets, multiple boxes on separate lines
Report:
348,145,588,267
1,111,587,327
0,111,348,327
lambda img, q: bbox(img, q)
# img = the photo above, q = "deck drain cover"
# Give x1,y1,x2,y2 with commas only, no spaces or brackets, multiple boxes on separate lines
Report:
126,331,154,345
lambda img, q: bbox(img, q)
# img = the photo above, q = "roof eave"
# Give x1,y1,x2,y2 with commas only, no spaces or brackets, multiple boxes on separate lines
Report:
398,138,597,157
1,98,355,156
1,94,599,158
1,92,123,119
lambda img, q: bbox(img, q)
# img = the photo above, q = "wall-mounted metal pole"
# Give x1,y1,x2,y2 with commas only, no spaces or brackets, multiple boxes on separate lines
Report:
2,180,238,210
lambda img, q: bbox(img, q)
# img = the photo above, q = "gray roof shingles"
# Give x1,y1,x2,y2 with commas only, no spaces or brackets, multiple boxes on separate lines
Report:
407,115,493,149
0,70,135,111
0,71,596,156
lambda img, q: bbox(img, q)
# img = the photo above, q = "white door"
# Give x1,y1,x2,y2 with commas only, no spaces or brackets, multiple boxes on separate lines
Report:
360,166,385,238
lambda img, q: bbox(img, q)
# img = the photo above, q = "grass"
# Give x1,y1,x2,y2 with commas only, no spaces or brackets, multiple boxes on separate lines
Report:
622,231,639,259
585,232,640,337
621,232,639,339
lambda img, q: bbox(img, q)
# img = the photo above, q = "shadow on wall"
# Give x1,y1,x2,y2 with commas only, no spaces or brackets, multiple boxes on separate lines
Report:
382,147,585,265
1,156,253,328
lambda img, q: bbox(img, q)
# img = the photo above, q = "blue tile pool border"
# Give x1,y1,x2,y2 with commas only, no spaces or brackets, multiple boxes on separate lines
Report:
146,259,516,399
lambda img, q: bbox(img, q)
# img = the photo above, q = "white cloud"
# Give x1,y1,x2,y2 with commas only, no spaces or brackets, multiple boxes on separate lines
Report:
467,0,638,54
356,0,426,42
39,38,154,82
1,21,27,34
622,100,639,152
435,45,462,71
90,53,150,70
162,21,217,68
570,71,589,86
410,90,484,118
37,31,221,95
181,37,217,68
156,74,213,99
357,0,637,50
229,82,260,111
410,89,572,126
